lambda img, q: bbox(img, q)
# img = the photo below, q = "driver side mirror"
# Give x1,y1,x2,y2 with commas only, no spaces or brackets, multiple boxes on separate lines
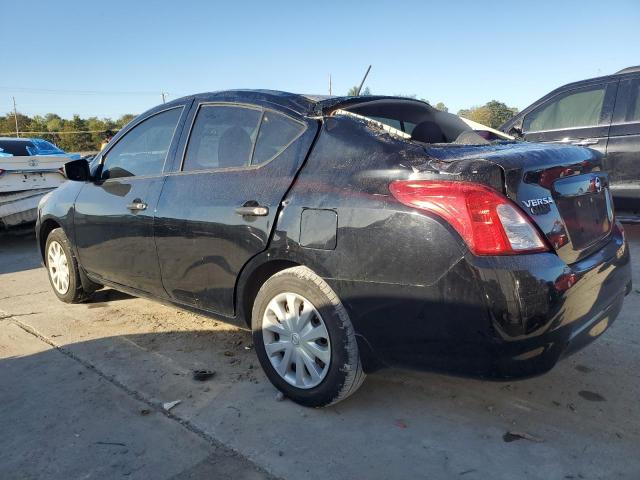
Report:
64,159,91,182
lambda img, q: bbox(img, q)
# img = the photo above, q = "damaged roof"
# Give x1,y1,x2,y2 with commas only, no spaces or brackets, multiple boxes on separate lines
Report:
175,90,431,117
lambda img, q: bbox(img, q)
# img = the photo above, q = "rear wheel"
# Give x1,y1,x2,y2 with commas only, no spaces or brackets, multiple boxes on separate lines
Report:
45,228,92,303
252,266,365,407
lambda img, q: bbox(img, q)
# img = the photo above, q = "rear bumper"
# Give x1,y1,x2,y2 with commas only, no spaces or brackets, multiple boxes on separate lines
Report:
0,189,53,228
331,222,632,377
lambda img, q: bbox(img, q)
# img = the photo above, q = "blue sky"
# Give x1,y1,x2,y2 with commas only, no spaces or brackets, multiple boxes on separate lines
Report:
1,0,639,119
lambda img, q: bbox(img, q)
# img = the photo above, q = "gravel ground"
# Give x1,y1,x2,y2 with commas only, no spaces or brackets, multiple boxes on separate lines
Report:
0,225,638,479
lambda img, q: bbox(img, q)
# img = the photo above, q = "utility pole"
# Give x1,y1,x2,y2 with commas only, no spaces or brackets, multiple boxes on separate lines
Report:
12,96,19,138
161,92,167,104
329,74,332,96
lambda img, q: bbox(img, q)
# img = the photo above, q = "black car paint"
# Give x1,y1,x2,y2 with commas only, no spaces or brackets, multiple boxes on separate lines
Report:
501,69,640,212
37,91,632,378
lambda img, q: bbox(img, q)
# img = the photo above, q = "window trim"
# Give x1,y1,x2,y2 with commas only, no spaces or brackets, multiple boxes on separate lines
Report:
523,84,611,134
178,101,308,174
99,105,185,182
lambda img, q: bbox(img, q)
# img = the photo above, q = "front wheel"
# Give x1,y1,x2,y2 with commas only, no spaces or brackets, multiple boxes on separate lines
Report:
252,266,365,407
45,228,92,303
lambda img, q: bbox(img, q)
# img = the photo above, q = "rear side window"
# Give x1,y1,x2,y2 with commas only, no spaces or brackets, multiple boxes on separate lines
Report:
183,105,261,171
523,85,606,132
252,111,305,165
102,107,182,180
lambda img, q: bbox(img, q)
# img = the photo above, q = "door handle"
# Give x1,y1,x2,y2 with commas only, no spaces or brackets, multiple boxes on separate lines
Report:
572,139,599,146
235,205,269,216
126,200,147,211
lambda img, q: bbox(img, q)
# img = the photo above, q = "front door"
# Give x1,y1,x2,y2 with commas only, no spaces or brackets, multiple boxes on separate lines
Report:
522,82,618,157
154,103,317,316
74,106,186,295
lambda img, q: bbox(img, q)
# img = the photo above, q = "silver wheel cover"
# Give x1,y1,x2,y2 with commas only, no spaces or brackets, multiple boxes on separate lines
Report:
262,292,331,389
47,241,70,295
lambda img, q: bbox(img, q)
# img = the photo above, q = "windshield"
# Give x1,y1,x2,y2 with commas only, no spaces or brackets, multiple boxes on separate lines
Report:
26,139,66,155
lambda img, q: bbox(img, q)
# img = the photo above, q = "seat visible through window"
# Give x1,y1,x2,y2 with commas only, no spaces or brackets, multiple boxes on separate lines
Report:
183,105,261,171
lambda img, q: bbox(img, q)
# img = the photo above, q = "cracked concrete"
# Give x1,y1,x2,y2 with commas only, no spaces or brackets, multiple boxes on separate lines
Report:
1,227,639,479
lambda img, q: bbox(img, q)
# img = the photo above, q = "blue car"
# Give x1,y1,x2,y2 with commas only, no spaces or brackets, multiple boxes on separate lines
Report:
0,137,81,160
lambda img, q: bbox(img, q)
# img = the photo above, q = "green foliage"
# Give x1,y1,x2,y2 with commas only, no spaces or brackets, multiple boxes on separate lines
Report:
434,102,448,113
347,86,372,96
457,100,518,129
0,112,135,152
394,94,446,111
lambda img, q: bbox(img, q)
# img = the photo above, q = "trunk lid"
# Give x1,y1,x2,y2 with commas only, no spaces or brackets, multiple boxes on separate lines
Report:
0,155,66,193
422,142,614,264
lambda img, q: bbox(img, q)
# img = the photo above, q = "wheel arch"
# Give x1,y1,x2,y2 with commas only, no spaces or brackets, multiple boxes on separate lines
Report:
237,258,301,327
38,218,63,261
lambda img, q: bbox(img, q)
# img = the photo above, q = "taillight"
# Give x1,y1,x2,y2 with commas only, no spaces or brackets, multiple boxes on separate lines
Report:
389,180,549,255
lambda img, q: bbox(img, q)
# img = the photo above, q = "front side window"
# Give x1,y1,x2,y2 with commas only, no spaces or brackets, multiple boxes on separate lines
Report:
183,105,261,171
523,85,606,132
101,107,182,180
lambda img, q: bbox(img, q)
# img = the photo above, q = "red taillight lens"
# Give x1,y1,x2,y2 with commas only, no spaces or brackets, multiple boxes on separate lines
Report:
389,180,549,255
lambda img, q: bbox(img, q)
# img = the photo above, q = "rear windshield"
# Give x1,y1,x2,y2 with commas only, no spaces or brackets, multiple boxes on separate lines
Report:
0,139,33,156
334,99,490,145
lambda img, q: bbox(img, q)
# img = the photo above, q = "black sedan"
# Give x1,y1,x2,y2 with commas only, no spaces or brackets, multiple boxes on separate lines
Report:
37,91,632,407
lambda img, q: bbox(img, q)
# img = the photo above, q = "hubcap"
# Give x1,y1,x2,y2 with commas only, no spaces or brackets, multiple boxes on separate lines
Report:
262,292,331,389
47,241,70,295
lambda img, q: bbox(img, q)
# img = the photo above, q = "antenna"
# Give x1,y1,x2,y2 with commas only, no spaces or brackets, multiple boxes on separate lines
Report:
356,65,372,96
329,74,332,96
161,92,168,104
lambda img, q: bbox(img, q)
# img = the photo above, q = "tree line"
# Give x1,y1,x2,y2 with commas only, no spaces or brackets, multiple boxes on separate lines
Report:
0,92,518,153
0,113,135,152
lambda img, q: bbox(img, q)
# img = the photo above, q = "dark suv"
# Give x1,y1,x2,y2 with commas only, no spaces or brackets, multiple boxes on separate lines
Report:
37,91,632,407
501,66,640,214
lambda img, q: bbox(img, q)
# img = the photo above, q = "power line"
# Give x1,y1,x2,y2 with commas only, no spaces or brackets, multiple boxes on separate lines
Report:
0,86,179,96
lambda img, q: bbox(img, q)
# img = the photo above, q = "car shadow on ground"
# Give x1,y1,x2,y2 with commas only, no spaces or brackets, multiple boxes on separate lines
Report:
85,288,135,307
0,325,270,479
0,228,41,275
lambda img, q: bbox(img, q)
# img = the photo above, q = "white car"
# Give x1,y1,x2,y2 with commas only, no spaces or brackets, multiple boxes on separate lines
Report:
0,138,75,228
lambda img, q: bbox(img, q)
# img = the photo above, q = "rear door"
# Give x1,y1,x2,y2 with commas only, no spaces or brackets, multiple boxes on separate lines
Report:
74,105,188,295
606,76,640,210
155,103,318,316
522,81,618,156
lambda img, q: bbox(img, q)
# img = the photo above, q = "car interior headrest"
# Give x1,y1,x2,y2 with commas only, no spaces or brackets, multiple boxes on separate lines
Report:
411,121,447,144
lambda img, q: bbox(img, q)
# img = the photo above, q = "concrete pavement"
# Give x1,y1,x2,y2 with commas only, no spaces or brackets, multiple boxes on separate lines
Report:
1,226,639,479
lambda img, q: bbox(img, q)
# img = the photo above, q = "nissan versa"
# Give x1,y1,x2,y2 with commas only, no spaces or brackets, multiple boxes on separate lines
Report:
36,91,632,407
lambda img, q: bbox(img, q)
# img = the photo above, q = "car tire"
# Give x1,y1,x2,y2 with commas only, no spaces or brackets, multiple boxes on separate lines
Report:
252,266,365,407
45,228,92,303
